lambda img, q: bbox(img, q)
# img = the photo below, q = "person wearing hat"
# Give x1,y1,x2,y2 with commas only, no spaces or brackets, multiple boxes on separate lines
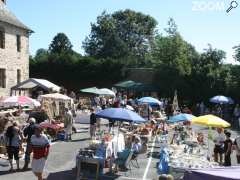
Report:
22,117,36,170
30,125,50,180
224,131,232,166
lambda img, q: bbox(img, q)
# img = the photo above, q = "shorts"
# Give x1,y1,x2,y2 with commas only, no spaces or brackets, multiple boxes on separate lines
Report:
32,158,46,173
214,145,224,154
7,146,19,160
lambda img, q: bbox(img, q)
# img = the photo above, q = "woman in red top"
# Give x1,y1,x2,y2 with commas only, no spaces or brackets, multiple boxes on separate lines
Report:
30,125,50,180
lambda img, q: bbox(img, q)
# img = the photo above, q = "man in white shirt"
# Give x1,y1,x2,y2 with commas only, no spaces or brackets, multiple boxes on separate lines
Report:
213,128,225,164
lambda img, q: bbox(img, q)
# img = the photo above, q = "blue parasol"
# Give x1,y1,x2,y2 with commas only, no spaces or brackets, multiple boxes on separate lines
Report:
137,97,163,106
210,95,234,104
168,113,195,123
96,108,146,123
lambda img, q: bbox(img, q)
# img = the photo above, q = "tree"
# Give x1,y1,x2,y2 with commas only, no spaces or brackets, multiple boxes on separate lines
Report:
83,9,157,66
49,33,73,54
34,48,48,62
189,45,226,100
164,17,177,36
233,45,240,62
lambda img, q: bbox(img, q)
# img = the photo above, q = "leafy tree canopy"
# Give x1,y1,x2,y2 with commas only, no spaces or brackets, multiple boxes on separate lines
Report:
49,33,73,54
83,9,157,66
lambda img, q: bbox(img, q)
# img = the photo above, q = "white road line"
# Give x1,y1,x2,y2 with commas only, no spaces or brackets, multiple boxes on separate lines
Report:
143,136,156,180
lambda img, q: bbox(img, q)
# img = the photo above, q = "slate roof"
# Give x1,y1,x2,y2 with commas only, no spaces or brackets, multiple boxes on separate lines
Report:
0,2,32,32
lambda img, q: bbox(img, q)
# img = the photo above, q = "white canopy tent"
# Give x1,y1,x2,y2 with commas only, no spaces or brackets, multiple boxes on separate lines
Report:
11,78,61,96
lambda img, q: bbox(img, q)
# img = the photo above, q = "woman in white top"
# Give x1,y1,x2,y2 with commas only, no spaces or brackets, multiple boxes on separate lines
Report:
213,128,225,164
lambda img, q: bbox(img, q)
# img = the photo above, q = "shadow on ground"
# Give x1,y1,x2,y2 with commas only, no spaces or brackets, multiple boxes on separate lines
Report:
71,137,91,142
147,151,160,159
47,169,120,180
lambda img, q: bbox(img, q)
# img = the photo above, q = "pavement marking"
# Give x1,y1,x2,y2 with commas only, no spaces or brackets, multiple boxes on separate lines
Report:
118,176,150,180
143,136,156,180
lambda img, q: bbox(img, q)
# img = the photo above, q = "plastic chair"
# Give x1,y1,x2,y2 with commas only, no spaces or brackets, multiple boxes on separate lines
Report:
130,152,140,168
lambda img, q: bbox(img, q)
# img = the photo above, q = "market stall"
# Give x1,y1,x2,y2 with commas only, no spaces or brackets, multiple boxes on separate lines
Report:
75,108,146,179
158,114,231,178
39,93,73,121
38,93,73,140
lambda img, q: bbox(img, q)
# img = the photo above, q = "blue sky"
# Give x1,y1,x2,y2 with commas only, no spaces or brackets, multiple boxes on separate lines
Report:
7,0,240,63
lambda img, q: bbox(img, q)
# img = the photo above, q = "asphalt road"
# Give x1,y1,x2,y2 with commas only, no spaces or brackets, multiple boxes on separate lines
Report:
0,123,240,180
0,123,160,180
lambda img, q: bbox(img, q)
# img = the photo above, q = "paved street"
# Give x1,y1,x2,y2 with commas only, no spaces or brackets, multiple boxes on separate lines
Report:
0,123,160,180
1,123,240,180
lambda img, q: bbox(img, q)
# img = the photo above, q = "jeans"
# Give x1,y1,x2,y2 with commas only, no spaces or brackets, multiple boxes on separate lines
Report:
224,153,231,166
24,143,31,163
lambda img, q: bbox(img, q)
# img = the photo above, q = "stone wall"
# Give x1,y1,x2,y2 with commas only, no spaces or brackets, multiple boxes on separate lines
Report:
0,21,29,96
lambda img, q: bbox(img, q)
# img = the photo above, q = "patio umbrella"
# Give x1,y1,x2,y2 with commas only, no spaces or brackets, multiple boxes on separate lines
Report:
96,108,146,172
96,108,146,123
39,93,72,101
168,113,195,123
192,114,230,159
191,114,230,128
80,87,101,95
114,80,137,90
138,97,163,106
99,88,115,97
210,95,234,104
1,96,41,107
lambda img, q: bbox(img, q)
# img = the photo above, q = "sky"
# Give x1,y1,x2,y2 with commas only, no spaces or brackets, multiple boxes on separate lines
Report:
7,0,240,64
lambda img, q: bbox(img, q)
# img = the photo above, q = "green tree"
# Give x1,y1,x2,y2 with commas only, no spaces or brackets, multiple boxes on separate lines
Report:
164,17,177,36
34,48,49,62
49,33,73,54
83,9,157,66
189,45,226,101
152,19,199,98
233,45,240,62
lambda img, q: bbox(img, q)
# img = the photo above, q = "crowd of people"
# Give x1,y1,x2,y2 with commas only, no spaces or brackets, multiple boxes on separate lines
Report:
1,90,240,180
0,105,74,180
2,117,50,180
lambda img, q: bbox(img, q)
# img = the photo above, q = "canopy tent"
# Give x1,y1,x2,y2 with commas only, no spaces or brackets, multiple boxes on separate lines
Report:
80,87,116,96
80,87,102,95
99,88,116,96
114,80,137,89
114,80,158,92
11,78,61,95
39,93,73,121
39,93,72,101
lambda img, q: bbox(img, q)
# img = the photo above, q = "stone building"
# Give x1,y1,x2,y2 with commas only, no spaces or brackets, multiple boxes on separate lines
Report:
0,0,32,96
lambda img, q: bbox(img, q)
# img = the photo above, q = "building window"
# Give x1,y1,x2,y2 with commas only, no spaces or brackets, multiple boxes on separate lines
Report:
0,69,6,88
17,34,21,52
0,28,5,49
17,69,21,84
